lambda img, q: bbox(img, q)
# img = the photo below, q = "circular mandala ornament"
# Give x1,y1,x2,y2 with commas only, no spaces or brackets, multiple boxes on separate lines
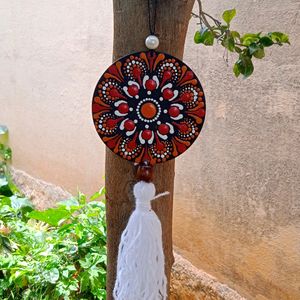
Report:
92,50,206,165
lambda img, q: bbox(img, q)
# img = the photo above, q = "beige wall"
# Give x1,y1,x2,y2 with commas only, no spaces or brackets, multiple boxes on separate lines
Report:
0,0,111,192
1,1,299,299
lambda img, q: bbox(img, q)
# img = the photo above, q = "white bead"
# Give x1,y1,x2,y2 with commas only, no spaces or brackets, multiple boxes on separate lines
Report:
145,35,159,50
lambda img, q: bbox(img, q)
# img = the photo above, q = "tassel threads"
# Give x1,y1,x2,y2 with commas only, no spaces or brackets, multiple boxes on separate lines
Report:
113,181,168,300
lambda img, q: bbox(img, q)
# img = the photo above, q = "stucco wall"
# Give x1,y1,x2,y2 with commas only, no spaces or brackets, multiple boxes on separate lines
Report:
174,1,300,299
0,1,299,299
0,0,110,192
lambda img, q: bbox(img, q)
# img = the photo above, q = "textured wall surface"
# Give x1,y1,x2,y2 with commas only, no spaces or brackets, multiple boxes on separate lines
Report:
1,1,299,299
175,1,300,299
0,0,110,193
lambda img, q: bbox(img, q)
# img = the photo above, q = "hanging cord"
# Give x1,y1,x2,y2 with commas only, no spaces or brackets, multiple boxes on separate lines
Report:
148,0,157,35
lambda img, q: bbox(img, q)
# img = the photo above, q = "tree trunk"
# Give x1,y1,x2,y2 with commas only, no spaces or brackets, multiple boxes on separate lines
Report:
106,1,195,299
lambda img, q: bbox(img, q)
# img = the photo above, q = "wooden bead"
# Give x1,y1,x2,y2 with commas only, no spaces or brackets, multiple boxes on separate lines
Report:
136,161,153,182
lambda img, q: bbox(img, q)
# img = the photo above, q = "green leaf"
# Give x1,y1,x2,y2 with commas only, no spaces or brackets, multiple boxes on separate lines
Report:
0,196,11,206
236,54,254,78
100,186,106,195
230,30,241,41
222,33,235,52
233,63,240,77
10,270,28,288
44,268,59,284
92,287,106,299
67,265,76,271
269,32,290,44
194,30,203,44
260,36,273,47
0,144,11,162
222,9,236,25
203,31,214,45
90,192,100,201
248,43,265,59
57,223,74,234
0,179,13,197
253,48,265,59
77,191,87,205
10,196,33,211
6,175,21,196
241,33,260,46
194,27,214,46
29,207,72,226
68,280,79,291
90,186,105,201
80,272,90,293
62,270,69,278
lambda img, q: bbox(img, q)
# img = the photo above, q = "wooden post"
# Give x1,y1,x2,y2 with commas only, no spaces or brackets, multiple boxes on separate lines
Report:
105,1,195,298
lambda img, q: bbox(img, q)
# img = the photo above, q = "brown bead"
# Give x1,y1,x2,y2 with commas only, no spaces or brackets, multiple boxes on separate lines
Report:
136,160,154,182
140,102,157,119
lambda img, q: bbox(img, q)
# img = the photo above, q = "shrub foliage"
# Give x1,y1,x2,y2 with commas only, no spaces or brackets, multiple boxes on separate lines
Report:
192,6,290,78
0,145,107,300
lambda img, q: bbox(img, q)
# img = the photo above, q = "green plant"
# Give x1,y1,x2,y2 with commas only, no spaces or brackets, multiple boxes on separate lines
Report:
0,142,107,300
0,126,10,176
0,145,22,200
192,1,290,78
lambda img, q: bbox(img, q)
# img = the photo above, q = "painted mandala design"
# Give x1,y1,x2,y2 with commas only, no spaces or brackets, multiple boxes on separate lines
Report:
92,51,206,164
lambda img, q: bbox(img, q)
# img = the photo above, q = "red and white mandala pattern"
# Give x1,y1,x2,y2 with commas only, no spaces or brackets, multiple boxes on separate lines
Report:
92,51,206,164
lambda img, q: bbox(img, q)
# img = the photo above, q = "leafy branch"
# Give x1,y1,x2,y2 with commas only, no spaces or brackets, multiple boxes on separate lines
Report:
192,0,290,78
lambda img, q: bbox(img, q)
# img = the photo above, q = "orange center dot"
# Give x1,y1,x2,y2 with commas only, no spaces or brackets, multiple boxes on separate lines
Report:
140,102,157,119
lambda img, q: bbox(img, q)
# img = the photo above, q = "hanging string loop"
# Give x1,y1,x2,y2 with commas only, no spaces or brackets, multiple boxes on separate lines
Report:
148,0,158,35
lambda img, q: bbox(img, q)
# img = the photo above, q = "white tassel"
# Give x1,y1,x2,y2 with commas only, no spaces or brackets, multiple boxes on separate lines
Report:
113,181,168,300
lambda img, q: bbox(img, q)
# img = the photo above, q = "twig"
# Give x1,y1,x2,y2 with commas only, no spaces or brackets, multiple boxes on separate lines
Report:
195,0,218,35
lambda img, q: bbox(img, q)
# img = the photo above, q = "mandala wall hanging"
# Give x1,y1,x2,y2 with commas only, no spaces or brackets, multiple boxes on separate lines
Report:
92,51,205,165
91,2,205,300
